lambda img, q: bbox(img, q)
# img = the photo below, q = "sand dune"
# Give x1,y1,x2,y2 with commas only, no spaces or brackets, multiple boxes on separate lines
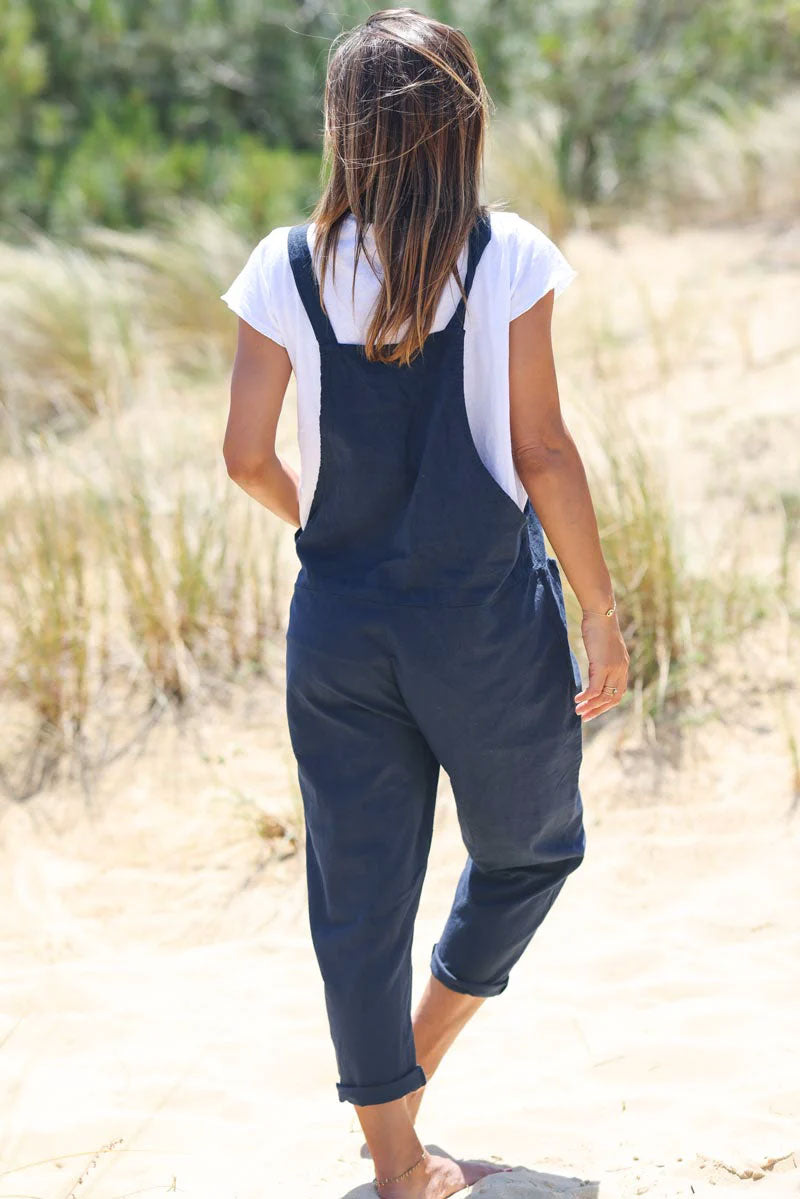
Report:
1,634,798,1197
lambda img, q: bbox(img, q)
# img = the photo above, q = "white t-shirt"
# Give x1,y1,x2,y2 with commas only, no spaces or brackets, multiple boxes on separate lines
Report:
220,210,577,529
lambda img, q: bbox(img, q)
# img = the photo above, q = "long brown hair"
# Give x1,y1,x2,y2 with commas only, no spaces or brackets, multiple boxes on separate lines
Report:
308,8,495,367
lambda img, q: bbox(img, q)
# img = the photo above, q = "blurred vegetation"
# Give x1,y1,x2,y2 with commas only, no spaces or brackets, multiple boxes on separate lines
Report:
492,0,800,209
0,427,287,800
0,3,797,791
1,0,798,237
0,205,784,794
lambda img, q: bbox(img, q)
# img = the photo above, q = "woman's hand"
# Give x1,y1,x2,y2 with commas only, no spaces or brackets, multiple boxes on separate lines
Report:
509,293,630,725
574,613,629,722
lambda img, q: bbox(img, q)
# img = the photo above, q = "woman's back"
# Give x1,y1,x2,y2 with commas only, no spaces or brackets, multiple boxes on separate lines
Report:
221,208,577,531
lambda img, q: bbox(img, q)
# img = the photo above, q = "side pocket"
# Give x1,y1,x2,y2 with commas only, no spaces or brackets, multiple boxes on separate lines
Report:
544,556,582,692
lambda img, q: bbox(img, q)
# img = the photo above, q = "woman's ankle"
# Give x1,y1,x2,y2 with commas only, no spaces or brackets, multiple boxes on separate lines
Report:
355,1095,425,1183
372,1140,427,1189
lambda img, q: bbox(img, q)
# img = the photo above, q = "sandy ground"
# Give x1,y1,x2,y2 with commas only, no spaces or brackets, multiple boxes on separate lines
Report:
1,218,799,1197
1,617,798,1199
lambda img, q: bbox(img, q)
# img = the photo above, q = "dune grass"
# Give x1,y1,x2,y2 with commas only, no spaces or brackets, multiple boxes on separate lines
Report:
0,240,145,437
0,394,770,795
0,434,287,799
564,409,769,729
1,93,794,792
0,203,249,446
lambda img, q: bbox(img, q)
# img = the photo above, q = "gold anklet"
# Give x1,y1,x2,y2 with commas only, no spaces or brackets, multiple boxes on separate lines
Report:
373,1147,428,1191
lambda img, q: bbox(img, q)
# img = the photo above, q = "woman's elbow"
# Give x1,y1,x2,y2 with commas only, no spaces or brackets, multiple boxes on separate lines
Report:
223,443,274,484
511,439,568,478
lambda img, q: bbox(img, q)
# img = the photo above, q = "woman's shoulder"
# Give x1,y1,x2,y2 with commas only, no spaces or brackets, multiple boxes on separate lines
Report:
247,223,294,265
219,224,298,345
486,208,560,256
485,209,578,315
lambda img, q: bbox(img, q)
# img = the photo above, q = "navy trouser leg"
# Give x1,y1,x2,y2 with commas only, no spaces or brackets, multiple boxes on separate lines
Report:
285,610,439,1105
429,782,585,998
395,563,587,998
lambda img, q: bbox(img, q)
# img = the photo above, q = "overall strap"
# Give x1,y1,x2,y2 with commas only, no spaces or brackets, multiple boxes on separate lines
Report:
445,210,492,334
287,223,338,347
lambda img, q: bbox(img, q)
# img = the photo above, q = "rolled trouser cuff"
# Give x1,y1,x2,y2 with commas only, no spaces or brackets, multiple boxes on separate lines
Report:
336,1062,426,1105
430,940,509,997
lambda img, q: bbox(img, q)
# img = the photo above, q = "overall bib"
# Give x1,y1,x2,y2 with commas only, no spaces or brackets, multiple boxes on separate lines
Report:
285,213,586,1106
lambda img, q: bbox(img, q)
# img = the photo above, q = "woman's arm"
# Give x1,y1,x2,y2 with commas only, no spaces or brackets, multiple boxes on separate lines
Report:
222,318,301,528
509,290,629,721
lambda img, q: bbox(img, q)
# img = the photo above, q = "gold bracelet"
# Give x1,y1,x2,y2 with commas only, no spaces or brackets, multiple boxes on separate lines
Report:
374,1148,428,1190
582,598,616,618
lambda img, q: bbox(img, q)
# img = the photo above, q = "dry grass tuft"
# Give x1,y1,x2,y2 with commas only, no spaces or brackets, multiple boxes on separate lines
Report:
0,434,287,799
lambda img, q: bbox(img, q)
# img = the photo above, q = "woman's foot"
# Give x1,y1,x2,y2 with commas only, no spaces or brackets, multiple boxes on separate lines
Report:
376,1150,511,1198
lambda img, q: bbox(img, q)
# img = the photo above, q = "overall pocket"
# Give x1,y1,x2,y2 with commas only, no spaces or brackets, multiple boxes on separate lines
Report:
543,556,583,693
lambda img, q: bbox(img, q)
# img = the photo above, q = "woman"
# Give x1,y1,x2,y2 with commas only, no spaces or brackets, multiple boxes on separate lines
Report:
220,9,628,1197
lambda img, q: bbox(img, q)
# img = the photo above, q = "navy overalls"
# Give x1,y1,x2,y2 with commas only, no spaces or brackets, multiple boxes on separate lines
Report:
284,213,586,1107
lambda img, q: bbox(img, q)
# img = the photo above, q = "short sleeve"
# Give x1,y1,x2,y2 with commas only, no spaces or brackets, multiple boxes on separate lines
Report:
508,215,578,321
220,231,286,346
